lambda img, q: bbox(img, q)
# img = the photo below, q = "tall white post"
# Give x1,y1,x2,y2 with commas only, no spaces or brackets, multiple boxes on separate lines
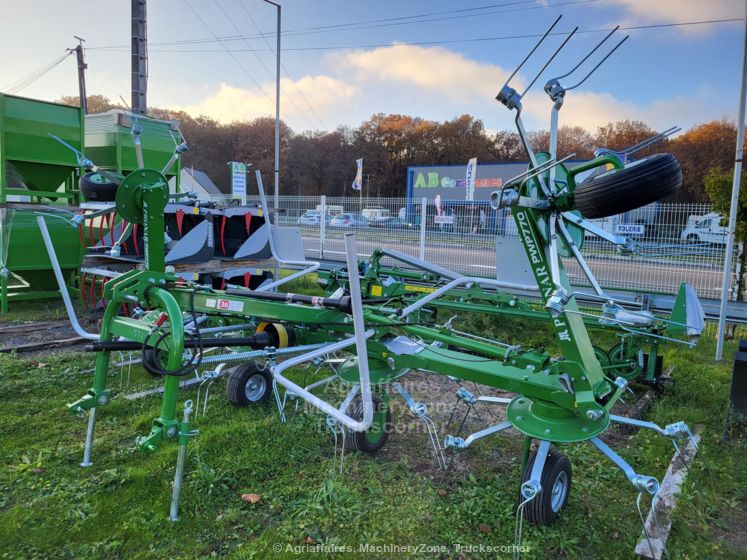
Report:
419,197,427,260
320,195,326,259
716,13,747,361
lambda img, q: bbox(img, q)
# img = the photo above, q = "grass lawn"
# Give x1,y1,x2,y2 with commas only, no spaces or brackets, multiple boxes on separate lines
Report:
0,298,746,559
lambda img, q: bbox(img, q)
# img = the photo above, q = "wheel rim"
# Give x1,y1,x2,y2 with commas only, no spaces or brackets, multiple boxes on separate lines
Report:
244,373,266,402
609,344,643,380
550,470,569,512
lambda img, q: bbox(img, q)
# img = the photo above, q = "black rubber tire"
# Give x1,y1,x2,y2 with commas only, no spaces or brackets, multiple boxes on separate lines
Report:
573,153,682,219
79,172,119,202
342,394,392,454
520,448,572,525
142,347,168,376
593,346,610,369
226,361,272,406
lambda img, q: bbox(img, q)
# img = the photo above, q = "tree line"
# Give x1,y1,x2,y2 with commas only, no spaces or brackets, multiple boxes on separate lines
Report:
60,95,738,204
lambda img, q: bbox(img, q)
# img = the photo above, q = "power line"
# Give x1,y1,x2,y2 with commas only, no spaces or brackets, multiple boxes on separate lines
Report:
182,0,300,130
87,0,598,51
213,0,318,130
2,51,74,95
237,0,327,130
87,18,745,54
266,0,543,35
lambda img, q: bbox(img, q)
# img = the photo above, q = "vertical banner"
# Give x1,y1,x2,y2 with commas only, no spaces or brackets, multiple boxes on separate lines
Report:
465,157,477,201
229,162,247,204
352,158,363,191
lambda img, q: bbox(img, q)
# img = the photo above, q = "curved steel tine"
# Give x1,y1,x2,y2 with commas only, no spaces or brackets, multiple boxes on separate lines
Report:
566,34,629,92
195,373,210,420
203,373,218,417
624,126,681,156
501,15,563,91
550,26,619,84
520,26,579,98
117,351,125,388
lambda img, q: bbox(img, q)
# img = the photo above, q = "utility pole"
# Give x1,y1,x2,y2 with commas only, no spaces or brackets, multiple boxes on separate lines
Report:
131,0,148,115
263,0,281,218
69,36,87,114
716,13,747,361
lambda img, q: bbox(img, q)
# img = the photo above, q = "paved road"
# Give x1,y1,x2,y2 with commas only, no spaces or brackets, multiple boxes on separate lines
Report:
299,230,726,299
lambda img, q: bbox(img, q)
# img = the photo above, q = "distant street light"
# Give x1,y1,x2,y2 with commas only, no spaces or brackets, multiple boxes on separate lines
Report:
262,0,281,218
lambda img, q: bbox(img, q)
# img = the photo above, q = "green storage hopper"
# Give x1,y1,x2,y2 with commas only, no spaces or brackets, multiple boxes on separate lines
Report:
0,207,83,312
84,110,183,188
0,93,84,203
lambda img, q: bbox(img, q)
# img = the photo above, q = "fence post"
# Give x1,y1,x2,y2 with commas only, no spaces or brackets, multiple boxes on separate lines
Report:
419,197,427,261
320,195,326,259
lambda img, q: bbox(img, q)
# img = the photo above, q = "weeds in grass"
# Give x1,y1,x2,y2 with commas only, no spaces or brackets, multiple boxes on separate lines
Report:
0,311,745,558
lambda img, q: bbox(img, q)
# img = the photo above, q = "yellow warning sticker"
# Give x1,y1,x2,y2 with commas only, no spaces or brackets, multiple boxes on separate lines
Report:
371,285,383,296
404,284,436,294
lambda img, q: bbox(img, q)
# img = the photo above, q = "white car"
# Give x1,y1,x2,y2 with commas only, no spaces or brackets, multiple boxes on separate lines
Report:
297,210,329,226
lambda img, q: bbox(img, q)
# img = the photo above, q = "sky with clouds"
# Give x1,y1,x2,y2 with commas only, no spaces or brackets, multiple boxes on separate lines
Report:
1,0,745,134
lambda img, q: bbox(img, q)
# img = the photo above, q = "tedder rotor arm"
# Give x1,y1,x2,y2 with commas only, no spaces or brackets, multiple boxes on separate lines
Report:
271,233,376,432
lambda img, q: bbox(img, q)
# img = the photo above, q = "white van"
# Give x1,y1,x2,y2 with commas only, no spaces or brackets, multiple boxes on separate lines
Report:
315,204,344,217
680,212,728,244
361,207,390,223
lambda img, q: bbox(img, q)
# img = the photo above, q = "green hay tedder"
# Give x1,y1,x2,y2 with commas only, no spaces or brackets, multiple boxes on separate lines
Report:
36,17,703,553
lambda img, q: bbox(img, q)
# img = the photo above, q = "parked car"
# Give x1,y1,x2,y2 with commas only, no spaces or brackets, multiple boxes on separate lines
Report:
329,213,369,228
368,217,413,229
297,210,330,226
680,212,728,244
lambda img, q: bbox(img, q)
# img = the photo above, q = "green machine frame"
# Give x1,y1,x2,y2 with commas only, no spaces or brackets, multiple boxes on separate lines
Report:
50,17,701,537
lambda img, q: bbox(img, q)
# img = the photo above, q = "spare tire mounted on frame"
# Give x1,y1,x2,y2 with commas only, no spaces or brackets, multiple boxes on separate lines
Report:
573,153,682,219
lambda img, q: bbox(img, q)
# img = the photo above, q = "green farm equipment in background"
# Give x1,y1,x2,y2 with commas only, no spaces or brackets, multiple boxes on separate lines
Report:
83,110,184,196
0,92,186,312
0,207,83,312
0,93,84,204
0,93,86,311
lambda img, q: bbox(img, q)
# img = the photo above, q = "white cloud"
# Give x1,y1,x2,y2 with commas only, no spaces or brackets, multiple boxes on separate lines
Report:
170,43,733,134
602,0,744,33
341,43,514,102
338,43,732,132
522,87,731,132
177,75,357,126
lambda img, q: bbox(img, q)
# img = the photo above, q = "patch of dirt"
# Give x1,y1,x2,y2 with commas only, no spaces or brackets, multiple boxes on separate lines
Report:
377,370,516,480
374,370,661,484
0,314,99,357
713,505,747,555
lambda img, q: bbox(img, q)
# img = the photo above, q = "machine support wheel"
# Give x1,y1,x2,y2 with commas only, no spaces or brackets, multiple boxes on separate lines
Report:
142,347,168,377
608,342,644,381
79,172,119,202
342,394,392,454
593,346,610,369
573,153,681,219
226,361,272,406
520,448,572,525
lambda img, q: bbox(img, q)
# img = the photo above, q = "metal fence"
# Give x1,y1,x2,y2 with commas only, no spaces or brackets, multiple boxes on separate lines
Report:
210,194,742,301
